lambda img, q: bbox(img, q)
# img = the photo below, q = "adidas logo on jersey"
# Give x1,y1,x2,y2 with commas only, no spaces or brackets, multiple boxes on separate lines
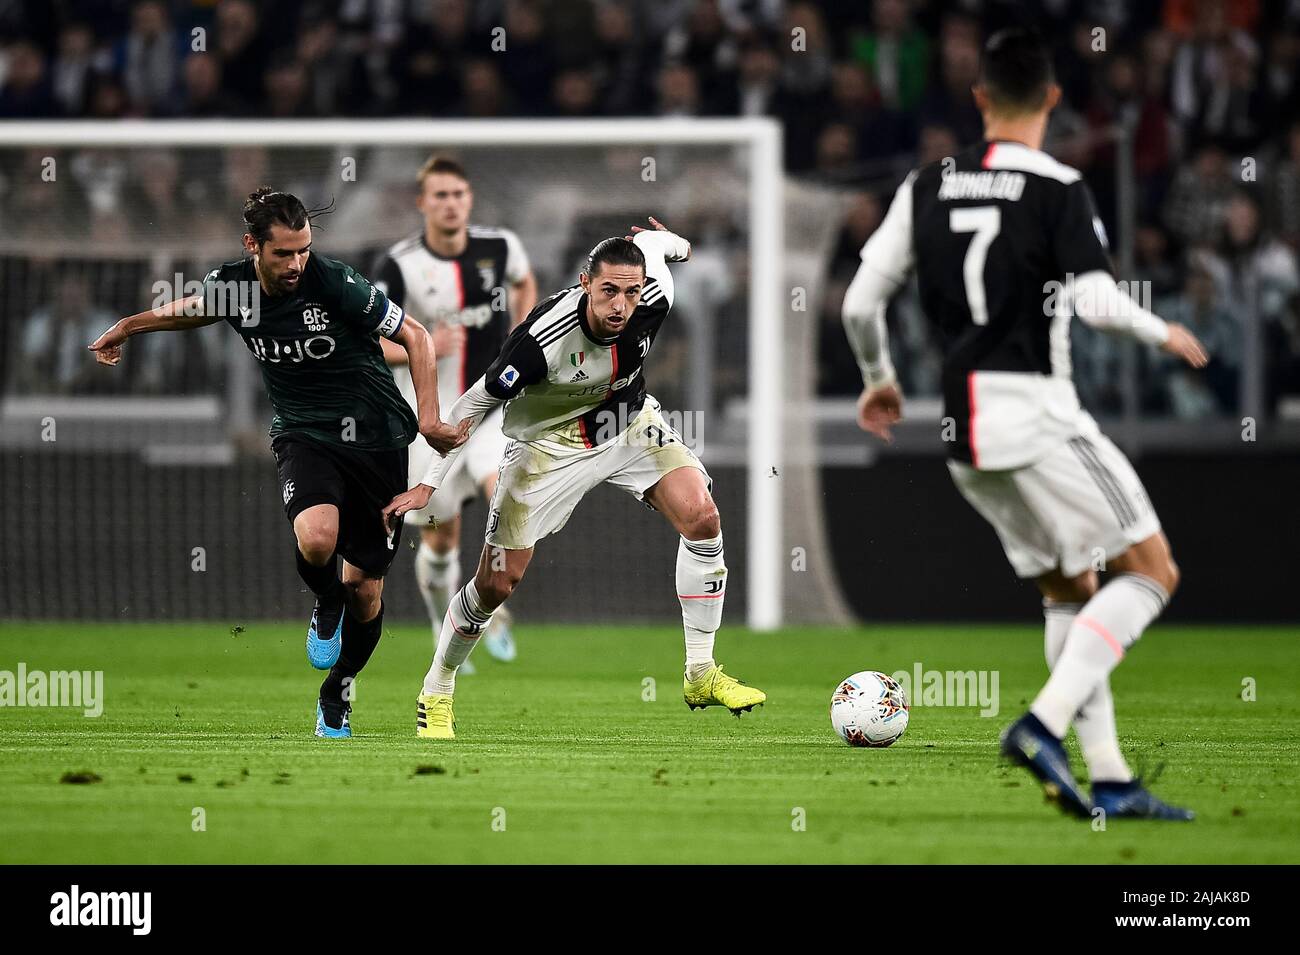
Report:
570,369,588,382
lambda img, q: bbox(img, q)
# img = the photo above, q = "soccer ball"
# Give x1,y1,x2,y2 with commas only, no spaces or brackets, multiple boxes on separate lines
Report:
830,671,910,747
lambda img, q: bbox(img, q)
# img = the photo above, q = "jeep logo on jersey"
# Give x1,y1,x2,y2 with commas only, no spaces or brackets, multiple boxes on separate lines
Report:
247,335,336,364
575,365,641,396
498,364,520,388
302,306,328,331
569,352,585,366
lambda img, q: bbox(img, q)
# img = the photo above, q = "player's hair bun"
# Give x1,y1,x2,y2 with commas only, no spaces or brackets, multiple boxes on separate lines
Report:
241,189,334,245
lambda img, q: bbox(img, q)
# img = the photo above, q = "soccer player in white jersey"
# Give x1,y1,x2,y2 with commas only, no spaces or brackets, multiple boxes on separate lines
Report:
381,217,766,738
375,156,538,669
842,29,1209,820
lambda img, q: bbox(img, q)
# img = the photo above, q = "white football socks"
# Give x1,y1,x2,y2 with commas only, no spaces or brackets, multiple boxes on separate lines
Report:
1043,601,1132,784
414,543,460,640
1032,573,1169,739
678,534,725,681
422,578,494,696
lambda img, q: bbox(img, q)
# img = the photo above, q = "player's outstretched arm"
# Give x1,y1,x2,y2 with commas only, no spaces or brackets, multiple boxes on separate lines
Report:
391,316,469,454
1067,270,1208,368
629,217,690,307
382,376,502,532
88,296,219,366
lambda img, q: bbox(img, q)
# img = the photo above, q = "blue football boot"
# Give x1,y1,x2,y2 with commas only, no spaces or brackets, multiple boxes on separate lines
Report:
306,598,344,670
314,699,352,739
1093,780,1195,821
1000,712,1093,818
482,607,517,663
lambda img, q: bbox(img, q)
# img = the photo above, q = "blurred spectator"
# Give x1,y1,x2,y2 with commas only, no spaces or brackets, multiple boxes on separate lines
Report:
1153,255,1241,417
180,52,241,116
459,59,510,117
116,0,180,117
663,0,738,109
394,0,476,115
656,62,701,117
780,3,832,97
917,123,958,166
14,275,119,394
86,72,129,118
591,3,650,115
1163,142,1238,246
916,14,983,147
0,39,54,117
1265,120,1300,248
214,0,266,110
498,0,554,114
850,0,929,112
551,68,600,117
51,23,108,116
2,148,91,240
1086,51,1175,223
1203,192,1300,328
828,62,913,165
263,60,315,118
295,18,370,116
811,123,859,184
1135,225,1183,301
1169,0,1265,151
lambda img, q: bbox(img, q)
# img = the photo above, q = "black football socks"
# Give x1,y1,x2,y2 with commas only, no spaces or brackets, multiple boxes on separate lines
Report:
319,602,385,727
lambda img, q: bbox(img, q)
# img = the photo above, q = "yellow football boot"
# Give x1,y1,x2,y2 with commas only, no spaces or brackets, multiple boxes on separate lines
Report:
416,693,456,739
683,664,766,716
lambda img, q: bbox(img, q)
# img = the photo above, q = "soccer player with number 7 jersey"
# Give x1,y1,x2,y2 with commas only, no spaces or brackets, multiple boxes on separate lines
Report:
842,29,1209,821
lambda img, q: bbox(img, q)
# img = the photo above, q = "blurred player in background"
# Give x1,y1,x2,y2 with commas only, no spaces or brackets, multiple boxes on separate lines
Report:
382,218,766,739
375,157,537,672
843,30,1208,820
89,188,466,739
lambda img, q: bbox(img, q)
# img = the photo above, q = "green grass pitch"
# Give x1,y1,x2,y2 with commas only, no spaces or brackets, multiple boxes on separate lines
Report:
0,620,1296,864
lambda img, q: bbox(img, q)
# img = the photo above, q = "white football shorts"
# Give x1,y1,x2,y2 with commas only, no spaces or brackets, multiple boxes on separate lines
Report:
947,421,1161,580
485,396,709,550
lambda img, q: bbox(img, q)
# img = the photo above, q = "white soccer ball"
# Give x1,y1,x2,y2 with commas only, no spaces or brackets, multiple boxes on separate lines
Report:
830,670,910,747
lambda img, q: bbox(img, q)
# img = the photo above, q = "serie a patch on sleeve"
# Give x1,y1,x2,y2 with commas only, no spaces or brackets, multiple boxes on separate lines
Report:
498,365,520,388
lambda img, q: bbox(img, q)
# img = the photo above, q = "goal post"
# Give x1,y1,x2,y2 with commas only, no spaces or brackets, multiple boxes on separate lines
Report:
2,118,790,630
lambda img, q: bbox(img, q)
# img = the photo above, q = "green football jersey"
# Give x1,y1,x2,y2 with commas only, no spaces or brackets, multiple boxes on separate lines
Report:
202,252,419,450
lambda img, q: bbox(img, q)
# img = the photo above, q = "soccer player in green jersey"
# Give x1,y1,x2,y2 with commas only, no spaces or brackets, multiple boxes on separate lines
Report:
89,188,467,738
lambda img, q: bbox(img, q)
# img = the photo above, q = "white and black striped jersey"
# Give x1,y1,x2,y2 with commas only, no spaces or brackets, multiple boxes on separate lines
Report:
374,226,530,409
863,139,1114,469
480,234,681,448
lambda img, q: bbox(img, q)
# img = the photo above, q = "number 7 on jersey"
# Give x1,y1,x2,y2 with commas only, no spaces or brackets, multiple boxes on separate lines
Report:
949,206,1001,326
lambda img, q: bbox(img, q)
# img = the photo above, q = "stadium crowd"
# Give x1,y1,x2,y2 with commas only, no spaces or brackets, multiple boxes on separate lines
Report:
2,0,1300,417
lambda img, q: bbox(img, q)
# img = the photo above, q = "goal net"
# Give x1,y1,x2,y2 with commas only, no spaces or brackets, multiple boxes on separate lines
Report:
0,120,852,630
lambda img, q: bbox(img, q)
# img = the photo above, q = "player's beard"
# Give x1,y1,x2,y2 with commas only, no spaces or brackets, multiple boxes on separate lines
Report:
258,262,299,297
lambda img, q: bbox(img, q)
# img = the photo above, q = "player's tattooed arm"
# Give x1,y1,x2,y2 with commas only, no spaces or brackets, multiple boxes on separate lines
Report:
391,317,470,454
88,295,220,366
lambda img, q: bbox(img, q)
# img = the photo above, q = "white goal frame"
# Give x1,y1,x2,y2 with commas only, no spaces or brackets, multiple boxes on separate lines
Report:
5,119,785,631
